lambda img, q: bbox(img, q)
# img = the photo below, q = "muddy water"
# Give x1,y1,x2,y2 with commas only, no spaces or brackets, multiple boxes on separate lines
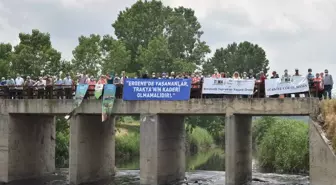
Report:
7,149,309,185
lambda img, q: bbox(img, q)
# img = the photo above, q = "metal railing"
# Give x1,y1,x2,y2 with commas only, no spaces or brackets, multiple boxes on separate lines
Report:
0,81,322,99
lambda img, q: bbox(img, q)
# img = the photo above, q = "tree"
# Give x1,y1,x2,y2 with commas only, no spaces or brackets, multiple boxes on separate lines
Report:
11,29,62,77
137,35,172,73
72,34,102,75
113,0,169,72
72,34,131,75
100,35,131,75
0,43,12,77
203,41,269,75
112,0,210,73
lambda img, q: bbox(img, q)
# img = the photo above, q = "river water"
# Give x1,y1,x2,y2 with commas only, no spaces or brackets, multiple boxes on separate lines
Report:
8,149,309,185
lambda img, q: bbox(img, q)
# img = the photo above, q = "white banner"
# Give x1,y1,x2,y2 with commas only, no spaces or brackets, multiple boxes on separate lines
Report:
265,76,309,96
202,78,255,95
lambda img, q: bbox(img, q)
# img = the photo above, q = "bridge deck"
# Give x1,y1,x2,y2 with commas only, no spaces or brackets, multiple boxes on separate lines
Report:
0,98,319,116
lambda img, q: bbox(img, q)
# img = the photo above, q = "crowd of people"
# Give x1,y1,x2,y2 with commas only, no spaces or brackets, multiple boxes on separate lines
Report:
0,68,333,99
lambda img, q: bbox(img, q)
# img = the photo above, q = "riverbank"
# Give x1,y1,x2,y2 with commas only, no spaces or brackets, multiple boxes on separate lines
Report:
252,117,309,174
320,99,336,151
55,115,312,175
115,116,215,160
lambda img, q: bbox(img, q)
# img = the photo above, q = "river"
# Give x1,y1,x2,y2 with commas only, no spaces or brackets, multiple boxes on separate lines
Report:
7,149,309,185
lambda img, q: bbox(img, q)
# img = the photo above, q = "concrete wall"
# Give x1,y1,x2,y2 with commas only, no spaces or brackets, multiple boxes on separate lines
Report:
0,114,55,182
69,114,115,185
0,114,9,182
0,98,319,115
140,114,185,185
310,119,336,185
225,115,252,185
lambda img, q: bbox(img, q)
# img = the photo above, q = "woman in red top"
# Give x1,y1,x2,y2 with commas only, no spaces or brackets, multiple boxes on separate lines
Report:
212,69,221,78
259,71,266,83
191,73,200,88
313,73,324,99
97,75,107,85
220,72,226,78
88,76,96,97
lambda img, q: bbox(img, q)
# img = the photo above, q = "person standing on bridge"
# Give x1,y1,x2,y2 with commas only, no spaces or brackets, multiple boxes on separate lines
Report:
0,77,6,85
24,76,35,99
15,74,24,99
45,75,54,99
248,69,256,79
292,69,301,97
7,77,15,99
270,71,280,98
63,74,73,99
0,77,8,99
313,73,324,100
34,77,45,99
212,69,221,78
323,69,333,99
55,76,64,99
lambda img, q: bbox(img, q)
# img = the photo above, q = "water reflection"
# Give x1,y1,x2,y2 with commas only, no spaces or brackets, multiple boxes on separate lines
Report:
8,149,309,185
116,148,225,171
115,148,309,185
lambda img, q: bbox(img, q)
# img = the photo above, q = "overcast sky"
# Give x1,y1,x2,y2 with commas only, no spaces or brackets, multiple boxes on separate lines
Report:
1,0,336,78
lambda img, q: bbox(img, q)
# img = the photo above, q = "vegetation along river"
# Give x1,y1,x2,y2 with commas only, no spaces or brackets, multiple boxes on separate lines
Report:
8,116,310,185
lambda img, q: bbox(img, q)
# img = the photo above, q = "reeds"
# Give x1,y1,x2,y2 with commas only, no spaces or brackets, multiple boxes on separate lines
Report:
320,99,336,150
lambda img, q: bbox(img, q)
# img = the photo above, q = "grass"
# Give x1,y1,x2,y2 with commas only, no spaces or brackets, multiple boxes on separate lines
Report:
187,126,215,153
115,118,140,159
115,116,215,160
256,118,309,173
320,99,336,151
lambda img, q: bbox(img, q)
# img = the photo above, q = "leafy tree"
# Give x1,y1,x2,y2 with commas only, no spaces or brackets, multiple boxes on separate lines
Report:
0,43,12,77
72,34,131,75
113,0,169,71
137,35,171,73
112,0,210,73
55,117,70,167
11,29,62,77
137,35,198,73
100,35,131,74
72,34,102,75
203,41,269,75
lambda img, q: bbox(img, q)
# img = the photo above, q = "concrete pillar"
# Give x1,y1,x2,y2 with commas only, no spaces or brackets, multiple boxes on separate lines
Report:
140,114,185,185
69,114,115,185
225,115,252,185
0,114,55,183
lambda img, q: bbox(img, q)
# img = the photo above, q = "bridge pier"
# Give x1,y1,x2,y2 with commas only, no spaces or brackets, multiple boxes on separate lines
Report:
225,115,252,185
140,114,185,185
69,114,115,185
0,114,55,183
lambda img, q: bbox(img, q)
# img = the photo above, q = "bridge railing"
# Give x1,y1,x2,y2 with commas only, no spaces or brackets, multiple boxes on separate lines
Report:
0,81,321,99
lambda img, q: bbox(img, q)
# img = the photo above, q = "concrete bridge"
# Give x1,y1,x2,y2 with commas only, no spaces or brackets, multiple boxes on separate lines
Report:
0,98,335,185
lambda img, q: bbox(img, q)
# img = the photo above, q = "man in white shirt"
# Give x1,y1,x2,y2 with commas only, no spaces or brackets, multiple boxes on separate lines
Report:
15,74,24,99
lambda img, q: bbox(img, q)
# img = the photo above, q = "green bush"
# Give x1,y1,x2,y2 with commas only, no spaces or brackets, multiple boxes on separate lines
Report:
185,116,224,145
252,116,276,146
55,117,69,168
115,132,140,159
257,118,309,173
187,126,214,153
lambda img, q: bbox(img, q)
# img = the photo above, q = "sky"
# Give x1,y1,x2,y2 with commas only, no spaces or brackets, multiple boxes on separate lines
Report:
1,0,336,81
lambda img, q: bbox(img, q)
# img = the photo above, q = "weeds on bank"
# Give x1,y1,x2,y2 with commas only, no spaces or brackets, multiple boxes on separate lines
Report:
187,126,214,153
320,99,336,150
